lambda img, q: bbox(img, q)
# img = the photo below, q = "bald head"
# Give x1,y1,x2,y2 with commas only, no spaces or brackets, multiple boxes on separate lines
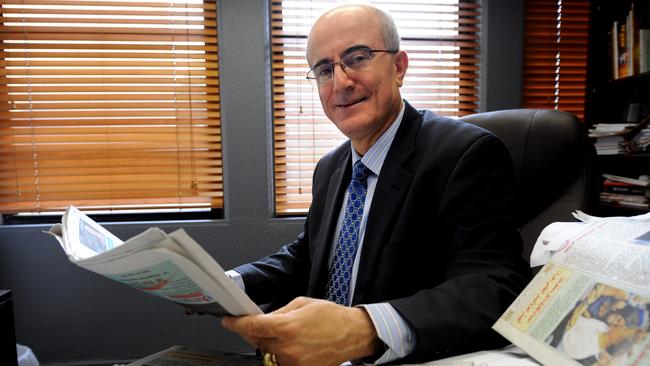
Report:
307,4,400,64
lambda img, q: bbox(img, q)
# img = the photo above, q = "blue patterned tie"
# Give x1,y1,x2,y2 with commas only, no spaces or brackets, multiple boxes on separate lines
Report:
326,160,371,305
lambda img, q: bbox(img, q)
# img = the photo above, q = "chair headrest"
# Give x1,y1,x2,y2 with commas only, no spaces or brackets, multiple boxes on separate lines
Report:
460,109,592,223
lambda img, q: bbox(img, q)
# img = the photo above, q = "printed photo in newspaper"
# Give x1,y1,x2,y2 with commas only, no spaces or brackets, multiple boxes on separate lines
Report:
545,282,649,365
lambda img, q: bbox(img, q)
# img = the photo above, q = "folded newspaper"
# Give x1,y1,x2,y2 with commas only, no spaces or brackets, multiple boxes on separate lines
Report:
494,211,650,366
47,206,261,317
120,345,260,366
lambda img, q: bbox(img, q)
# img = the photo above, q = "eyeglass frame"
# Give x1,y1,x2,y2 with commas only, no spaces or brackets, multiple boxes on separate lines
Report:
306,46,398,86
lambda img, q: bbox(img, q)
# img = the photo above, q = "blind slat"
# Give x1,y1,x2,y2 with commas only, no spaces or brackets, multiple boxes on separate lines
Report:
0,0,222,214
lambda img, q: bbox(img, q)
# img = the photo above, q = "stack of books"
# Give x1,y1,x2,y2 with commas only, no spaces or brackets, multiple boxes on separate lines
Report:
589,123,636,155
600,173,650,209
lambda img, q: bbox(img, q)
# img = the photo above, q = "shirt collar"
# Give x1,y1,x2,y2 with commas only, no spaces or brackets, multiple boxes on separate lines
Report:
350,101,405,176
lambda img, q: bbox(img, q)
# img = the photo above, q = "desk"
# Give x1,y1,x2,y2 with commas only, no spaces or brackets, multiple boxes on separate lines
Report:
120,345,540,366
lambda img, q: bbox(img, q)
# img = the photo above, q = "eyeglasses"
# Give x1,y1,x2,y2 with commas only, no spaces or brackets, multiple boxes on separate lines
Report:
306,47,398,85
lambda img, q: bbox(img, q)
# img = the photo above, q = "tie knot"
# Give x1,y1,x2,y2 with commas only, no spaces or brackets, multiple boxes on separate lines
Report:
352,160,371,182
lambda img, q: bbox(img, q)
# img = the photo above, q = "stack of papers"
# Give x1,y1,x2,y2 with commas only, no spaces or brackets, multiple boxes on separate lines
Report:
589,123,635,155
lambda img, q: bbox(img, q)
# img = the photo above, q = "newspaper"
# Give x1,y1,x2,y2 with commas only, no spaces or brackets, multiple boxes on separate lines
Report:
118,345,260,366
493,211,650,366
47,206,261,317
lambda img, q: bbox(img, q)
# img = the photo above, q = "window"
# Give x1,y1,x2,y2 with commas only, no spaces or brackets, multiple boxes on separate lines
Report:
0,0,221,216
271,0,481,214
522,0,590,120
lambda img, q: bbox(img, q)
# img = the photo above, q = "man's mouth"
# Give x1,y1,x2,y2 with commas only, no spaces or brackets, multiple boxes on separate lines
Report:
336,97,366,108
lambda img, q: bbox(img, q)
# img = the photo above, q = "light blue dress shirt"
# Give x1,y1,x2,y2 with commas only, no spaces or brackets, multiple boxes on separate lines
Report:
228,102,415,364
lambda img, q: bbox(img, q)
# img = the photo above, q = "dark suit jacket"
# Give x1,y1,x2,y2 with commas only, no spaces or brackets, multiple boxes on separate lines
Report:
235,102,532,363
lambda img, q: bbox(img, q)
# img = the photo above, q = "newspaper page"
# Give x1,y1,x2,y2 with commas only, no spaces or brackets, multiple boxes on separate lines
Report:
120,345,260,366
47,206,261,317
493,212,650,366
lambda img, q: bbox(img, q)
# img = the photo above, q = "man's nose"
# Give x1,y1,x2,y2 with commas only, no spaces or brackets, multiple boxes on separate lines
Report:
331,63,354,91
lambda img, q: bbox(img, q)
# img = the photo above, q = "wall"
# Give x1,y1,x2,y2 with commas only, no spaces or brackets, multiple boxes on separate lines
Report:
0,0,524,364
480,0,525,112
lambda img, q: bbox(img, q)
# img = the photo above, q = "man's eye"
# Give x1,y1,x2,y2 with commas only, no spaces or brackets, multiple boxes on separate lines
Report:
316,66,333,77
345,53,369,65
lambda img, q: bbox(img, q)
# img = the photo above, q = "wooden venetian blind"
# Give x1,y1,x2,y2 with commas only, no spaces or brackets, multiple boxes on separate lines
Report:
522,0,590,120
0,0,221,214
272,0,481,214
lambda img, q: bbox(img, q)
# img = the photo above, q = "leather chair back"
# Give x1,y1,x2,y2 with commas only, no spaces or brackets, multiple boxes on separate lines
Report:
460,109,598,264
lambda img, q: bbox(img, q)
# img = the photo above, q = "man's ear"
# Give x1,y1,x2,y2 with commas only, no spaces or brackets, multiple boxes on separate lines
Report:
394,50,408,87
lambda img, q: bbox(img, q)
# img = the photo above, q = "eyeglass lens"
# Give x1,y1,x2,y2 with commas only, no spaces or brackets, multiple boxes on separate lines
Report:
311,48,374,84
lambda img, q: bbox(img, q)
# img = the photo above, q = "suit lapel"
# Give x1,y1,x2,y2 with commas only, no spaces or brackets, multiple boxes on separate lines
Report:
351,103,421,304
307,149,351,298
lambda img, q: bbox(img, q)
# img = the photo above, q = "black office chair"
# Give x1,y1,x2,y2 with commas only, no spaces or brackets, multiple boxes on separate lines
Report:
459,109,599,264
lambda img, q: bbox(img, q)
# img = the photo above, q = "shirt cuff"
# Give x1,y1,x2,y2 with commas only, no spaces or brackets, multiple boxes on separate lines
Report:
357,303,416,364
225,269,246,291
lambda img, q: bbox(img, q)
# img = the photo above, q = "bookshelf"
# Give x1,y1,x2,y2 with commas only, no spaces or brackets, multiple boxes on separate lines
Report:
586,0,650,214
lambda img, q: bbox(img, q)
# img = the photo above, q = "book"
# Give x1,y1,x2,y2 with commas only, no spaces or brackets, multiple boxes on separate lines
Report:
602,173,650,187
603,179,650,197
593,135,626,155
493,211,650,366
640,28,650,73
613,21,620,80
588,123,636,138
627,5,635,76
618,21,629,78
600,192,649,209
627,4,637,76
119,345,260,366
46,206,262,317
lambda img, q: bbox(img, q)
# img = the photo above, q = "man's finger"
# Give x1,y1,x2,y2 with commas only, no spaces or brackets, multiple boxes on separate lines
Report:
222,314,283,338
270,296,317,314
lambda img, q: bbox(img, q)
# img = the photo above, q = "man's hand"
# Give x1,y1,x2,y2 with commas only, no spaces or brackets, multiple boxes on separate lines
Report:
221,297,381,366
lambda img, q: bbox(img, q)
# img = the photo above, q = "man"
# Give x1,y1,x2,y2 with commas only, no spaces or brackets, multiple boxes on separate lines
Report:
220,4,531,365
